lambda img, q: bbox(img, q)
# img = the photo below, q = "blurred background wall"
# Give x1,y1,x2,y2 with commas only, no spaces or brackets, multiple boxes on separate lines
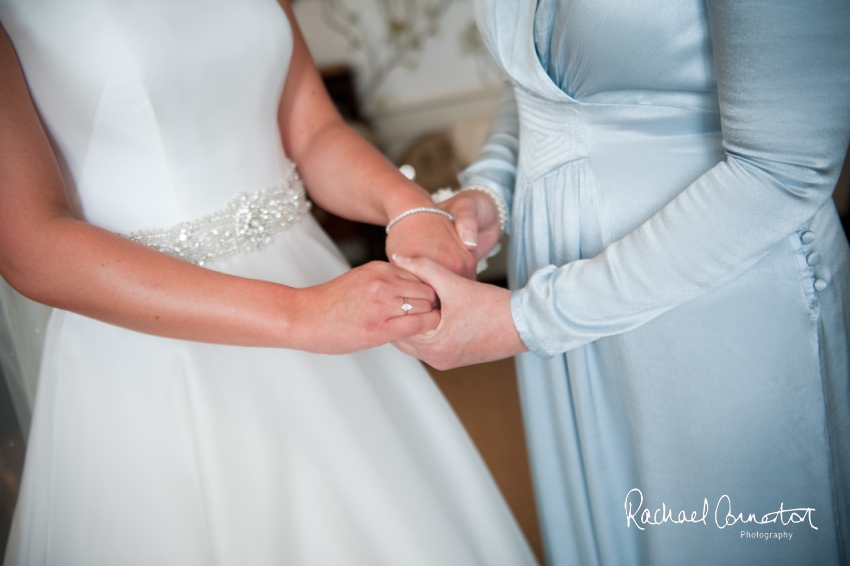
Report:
293,0,502,160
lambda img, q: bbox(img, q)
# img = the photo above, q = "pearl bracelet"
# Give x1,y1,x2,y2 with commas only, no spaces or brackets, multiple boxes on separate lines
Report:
385,207,455,234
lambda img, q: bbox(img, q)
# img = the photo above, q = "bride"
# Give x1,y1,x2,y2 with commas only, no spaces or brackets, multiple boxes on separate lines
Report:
0,1,536,564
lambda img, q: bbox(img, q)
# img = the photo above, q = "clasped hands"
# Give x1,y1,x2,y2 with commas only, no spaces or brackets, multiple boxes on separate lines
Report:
383,190,527,369
321,190,526,364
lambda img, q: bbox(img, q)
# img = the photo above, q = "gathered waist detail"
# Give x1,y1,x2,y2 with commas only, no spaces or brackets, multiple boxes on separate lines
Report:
515,87,587,183
513,86,722,185
125,161,310,266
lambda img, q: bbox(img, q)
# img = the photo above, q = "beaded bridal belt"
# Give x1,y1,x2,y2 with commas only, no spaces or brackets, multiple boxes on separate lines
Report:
125,164,310,266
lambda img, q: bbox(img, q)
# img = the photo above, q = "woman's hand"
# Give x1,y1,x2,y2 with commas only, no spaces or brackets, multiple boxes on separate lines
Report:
386,189,502,282
287,261,440,354
385,211,478,280
391,255,527,370
437,190,502,263
275,1,478,281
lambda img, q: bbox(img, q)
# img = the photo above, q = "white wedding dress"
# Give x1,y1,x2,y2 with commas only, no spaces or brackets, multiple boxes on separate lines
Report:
0,1,537,564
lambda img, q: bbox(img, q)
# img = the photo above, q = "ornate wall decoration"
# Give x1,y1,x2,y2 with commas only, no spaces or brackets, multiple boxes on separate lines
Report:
318,0,459,107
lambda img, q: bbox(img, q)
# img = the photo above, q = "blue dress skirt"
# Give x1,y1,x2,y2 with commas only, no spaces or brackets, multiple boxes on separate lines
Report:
462,0,850,564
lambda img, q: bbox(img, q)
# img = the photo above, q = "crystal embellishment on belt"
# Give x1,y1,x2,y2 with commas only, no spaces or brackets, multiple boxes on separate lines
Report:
125,166,310,266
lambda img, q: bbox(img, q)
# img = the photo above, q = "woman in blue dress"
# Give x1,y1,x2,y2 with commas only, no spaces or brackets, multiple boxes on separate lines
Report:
395,0,850,564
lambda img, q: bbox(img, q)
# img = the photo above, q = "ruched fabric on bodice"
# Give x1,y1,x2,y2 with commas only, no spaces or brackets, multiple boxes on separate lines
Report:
516,0,725,285
2,0,293,234
462,1,850,565
510,86,723,284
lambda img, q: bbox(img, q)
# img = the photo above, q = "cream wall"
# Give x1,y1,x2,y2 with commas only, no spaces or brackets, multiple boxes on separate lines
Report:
291,0,503,159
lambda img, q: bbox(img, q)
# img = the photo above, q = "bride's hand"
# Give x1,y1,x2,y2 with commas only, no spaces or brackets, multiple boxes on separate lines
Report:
288,261,440,354
390,255,527,369
385,211,478,280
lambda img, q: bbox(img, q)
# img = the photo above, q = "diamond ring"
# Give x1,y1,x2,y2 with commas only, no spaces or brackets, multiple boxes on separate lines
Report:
401,298,413,315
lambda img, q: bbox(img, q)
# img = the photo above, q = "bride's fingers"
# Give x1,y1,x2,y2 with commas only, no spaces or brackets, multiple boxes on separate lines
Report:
392,255,454,297
392,265,424,283
396,279,437,304
387,298,432,318
383,311,440,340
392,339,419,358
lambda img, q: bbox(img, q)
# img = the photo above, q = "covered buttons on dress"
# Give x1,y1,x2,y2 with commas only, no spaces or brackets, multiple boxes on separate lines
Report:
800,230,827,291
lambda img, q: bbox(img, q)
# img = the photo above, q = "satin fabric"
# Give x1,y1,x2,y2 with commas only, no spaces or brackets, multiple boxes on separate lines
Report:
461,1,850,564
0,1,538,564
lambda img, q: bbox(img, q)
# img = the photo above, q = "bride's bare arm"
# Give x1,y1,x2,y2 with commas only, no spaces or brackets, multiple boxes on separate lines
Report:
0,25,437,354
275,1,477,279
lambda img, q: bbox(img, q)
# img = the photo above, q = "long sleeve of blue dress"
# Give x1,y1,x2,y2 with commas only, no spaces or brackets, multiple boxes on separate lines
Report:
458,84,518,232
465,0,850,358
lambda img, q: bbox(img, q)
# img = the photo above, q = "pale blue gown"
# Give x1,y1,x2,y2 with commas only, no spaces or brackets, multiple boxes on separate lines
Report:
461,0,850,564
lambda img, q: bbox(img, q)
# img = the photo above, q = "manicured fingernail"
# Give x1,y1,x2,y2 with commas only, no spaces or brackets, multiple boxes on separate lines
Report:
393,254,411,264
460,230,477,247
